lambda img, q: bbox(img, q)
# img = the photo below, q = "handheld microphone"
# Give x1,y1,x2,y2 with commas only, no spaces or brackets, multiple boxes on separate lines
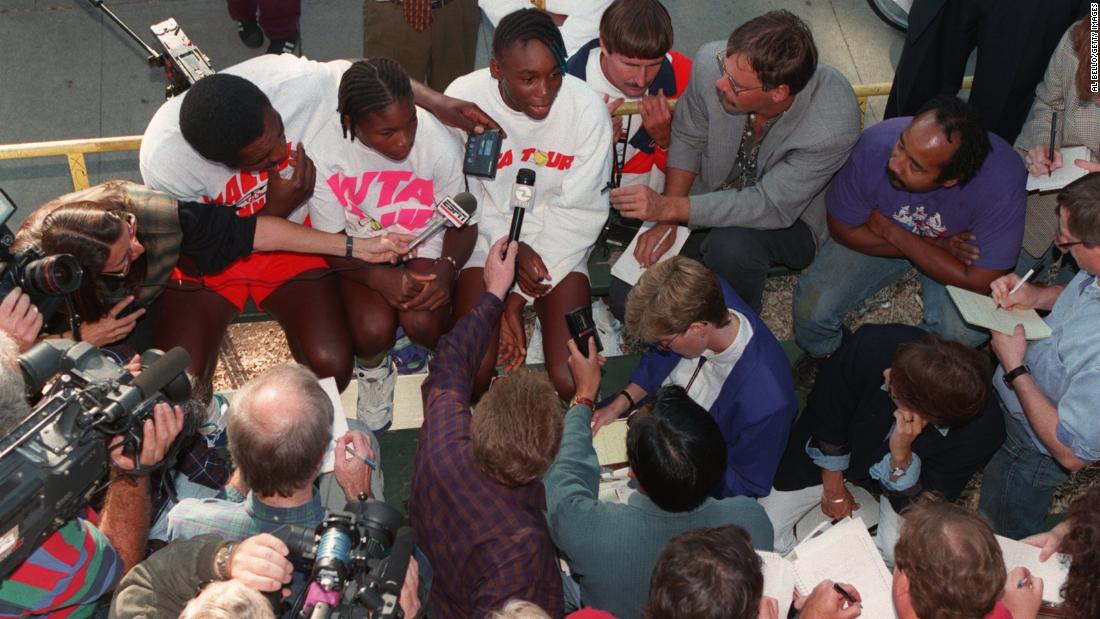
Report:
406,192,478,251
507,168,536,245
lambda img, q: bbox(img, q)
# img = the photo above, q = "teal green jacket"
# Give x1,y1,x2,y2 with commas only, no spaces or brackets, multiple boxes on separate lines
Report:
544,405,775,619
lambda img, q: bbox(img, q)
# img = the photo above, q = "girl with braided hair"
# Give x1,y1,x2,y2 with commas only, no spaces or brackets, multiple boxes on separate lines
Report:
445,8,613,400
307,57,475,431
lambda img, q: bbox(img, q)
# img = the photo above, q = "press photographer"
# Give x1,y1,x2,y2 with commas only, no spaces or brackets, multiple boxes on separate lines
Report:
0,326,190,616
13,181,412,351
110,364,423,618
110,501,422,618
0,188,80,351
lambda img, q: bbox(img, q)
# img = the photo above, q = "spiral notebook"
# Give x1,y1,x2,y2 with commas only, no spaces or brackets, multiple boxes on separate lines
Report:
759,518,896,618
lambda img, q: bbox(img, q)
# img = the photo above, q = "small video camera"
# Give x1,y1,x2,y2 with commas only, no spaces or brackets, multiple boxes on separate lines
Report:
565,305,603,357
463,129,502,179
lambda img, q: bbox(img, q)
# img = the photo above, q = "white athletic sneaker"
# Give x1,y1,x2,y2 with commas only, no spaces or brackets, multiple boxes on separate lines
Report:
354,357,396,432
525,317,545,365
592,299,625,357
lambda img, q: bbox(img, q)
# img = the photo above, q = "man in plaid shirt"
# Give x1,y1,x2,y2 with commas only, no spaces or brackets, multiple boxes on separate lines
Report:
165,364,379,543
410,237,567,617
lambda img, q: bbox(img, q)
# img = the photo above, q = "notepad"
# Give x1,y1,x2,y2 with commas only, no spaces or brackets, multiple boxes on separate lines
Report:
997,535,1071,605
319,376,351,473
1026,146,1092,192
947,286,1052,339
609,222,691,286
593,419,629,466
757,551,797,618
762,518,897,618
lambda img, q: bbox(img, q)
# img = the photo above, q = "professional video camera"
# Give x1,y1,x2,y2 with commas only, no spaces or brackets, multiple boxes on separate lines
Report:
0,189,83,324
85,0,215,98
273,499,418,619
0,339,192,579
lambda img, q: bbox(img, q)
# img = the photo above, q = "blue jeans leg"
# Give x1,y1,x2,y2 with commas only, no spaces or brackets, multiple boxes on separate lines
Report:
917,275,989,347
793,240,912,358
978,410,1069,538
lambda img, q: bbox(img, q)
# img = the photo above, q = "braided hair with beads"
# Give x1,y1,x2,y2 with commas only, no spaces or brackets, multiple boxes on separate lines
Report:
337,57,413,142
491,8,567,71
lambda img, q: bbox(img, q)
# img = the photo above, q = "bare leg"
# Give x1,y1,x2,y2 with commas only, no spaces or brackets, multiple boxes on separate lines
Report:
398,258,453,350
263,270,355,391
534,272,591,401
338,275,399,359
151,285,239,403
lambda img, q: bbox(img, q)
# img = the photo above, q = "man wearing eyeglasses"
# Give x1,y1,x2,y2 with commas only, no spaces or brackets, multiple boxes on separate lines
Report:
979,172,1100,538
607,10,861,314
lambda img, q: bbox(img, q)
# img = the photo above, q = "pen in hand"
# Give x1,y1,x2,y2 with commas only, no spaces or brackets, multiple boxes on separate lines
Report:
833,582,859,608
346,445,378,470
1048,111,1058,178
1002,270,1034,308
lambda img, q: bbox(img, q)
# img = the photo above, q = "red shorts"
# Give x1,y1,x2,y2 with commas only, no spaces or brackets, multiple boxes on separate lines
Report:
170,251,329,311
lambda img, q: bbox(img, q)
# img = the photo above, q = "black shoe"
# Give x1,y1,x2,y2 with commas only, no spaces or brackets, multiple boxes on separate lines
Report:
267,31,300,56
792,354,825,392
237,20,264,49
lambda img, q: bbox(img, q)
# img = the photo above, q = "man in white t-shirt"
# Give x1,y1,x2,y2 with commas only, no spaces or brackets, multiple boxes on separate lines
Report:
140,54,499,401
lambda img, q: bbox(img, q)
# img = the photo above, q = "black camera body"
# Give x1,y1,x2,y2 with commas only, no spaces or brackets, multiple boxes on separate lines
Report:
0,340,192,579
0,188,83,324
273,499,417,619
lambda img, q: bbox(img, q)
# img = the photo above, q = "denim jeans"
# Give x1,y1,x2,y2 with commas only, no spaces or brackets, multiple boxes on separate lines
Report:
793,239,988,357
979,408,1070,538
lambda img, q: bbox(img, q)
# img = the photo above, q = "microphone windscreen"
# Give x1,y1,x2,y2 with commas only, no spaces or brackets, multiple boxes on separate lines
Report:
132,346,192,401
454,192,478,217
516,168,536,185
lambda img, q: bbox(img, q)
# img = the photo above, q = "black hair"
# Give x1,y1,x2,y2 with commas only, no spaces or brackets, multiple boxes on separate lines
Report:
626,386,727,512
337,58,414,142
179,73,273,167
491,9,568,71
915,95,992,187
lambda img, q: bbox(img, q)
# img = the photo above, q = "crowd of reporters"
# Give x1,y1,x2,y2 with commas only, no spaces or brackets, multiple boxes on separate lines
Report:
3,0,1100,618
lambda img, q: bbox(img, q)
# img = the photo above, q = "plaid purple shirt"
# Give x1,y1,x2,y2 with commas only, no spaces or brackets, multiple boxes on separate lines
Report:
409,292,564,618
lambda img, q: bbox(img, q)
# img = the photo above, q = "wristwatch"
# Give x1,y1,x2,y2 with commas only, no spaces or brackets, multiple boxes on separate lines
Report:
213,541,237,581
1002,364,1031,389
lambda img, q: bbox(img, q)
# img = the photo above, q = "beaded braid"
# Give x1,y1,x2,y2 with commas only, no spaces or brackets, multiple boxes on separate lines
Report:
491,8,568,71
337,57,413,141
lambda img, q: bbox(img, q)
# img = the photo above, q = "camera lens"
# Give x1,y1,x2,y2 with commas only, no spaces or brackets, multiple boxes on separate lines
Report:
22,254,82,296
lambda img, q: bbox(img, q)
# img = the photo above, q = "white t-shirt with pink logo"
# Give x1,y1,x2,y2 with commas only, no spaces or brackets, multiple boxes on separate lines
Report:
307,107,468,260
140,55,349,221
445,69,612,300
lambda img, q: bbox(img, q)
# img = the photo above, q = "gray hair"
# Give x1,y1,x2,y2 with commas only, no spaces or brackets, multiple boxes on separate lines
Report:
227,364,333,498
487,600,552,619
0,332,28,435
179,578,275,619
